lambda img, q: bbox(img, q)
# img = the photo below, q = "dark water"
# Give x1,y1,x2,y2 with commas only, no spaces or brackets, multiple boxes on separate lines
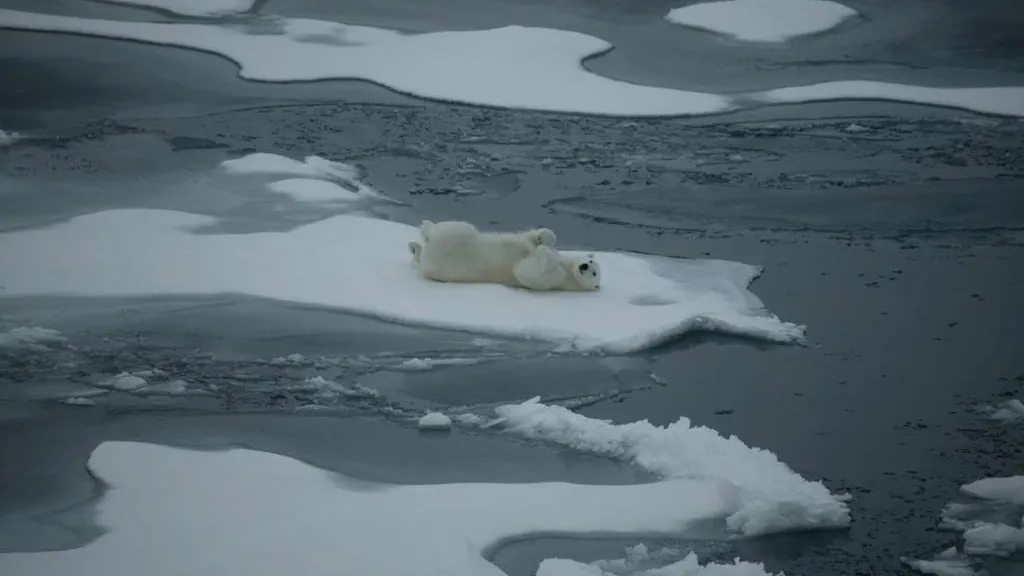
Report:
1,0,1023,575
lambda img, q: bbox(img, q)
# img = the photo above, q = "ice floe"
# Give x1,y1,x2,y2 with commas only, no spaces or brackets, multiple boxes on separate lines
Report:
0,208,804,353
418,411,453,430
485,397,851,536
0,129,19,147
105,0,255,17
0,326,68,351
758,81,1024,118
984,398,1024,423
665,0,857,42
538,549,781,576
0,10,731,117
221,153,392,202
0,440,780,576
2,9,1021,117
904,474,1024,573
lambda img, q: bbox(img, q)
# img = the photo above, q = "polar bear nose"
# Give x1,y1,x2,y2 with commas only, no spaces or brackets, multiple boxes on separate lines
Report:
579,263,589,272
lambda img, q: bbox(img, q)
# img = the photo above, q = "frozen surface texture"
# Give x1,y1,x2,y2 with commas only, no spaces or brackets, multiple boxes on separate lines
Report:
665,0,858,42
0,208,804,353
0,441,764,576
489,398,851,536
105,0,255,17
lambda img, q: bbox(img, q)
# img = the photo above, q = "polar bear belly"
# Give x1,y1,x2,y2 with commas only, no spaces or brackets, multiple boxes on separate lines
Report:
419,232,533,287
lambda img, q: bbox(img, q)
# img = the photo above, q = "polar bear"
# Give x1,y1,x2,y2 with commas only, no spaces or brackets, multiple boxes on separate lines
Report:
407,220,600,292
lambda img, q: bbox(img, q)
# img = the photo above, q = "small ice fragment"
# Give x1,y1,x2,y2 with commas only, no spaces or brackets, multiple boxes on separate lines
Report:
962,522,1023,556
845,123,870,133
960,476,1024,505
62,397,96,406
397,358,433,370
418,412,452,430
102,372,148,391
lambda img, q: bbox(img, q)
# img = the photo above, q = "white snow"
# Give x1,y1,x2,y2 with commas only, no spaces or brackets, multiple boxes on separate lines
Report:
0,208,804,353
961,476,1024,505
418,412,453,430
538,551,781,576
99,372,148,391
0,129,19,147
265,179,362,203
987,398,1024,422
487,397,850,536
962,522,1023,556
105,0,255,17
0,440,769,576
665,0,857,43
758,81,1024,118
0,10,731,117
0,327,67,350
62,397,97,406
222,153,390,201
902,548,976,576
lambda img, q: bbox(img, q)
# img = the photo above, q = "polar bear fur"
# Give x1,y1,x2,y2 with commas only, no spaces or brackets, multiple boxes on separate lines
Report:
408,220,600,292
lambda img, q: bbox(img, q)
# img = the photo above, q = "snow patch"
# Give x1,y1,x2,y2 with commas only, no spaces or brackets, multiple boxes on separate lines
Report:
0,327,67,350
538,550,781,576
99,372,148,391
105,0,255,17
0,440,761,576
487,397,851,536
961,476,1024,505
0,129,19,147
266,179,362,203
418,412,452,430
0,208,805,353
758,81,1024,118
665,0,857,42
0,10,731,117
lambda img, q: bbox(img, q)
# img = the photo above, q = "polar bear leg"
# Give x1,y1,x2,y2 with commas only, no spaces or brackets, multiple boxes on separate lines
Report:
419,220,435,243
513,245,567,291
523,227,556,248
408,241,423,263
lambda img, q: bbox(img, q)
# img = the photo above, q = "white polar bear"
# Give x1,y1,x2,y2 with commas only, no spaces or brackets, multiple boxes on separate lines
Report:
407,220,601,292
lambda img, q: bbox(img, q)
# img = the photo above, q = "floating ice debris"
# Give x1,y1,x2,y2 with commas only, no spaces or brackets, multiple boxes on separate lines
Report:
105,0,255,17
0,327,67,350
665,0,858,42
418,412,452,430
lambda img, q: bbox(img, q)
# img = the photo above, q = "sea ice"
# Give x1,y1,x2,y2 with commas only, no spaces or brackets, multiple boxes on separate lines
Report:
902,548,976,576
0,440,758,576
987,399,1024,423
104,0,255,17
418,411,453,430
665,0,857,42
265,179,362,203
99,372,148,391
0,209,805,353
0,327,67,350
221,153,390,201
758,81,1024,118
538,551,781,576
0,129,19,147
62,397,97,406
0,9,731,117
962,522,1023,556
488,397,850,536
961,476,1024,505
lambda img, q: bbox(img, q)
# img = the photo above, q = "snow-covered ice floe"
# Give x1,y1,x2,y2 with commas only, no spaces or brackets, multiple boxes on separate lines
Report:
221,152,394,204
2,9,1022,117
0,9,731,117
0,209,805,353
483,398,851,536
757,81,1024,118
539,546,781,576
665,0,858,42
904,475,1024,574
0,440,808,576
984,398,1024,423
104,0,255,17
0,129,20,147
0,326,67,351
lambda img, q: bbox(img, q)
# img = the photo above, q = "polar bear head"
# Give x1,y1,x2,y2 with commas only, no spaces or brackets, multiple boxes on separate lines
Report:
569,253,601,291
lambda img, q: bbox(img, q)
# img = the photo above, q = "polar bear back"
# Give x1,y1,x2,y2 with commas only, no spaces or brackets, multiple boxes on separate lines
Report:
417,221,540,287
